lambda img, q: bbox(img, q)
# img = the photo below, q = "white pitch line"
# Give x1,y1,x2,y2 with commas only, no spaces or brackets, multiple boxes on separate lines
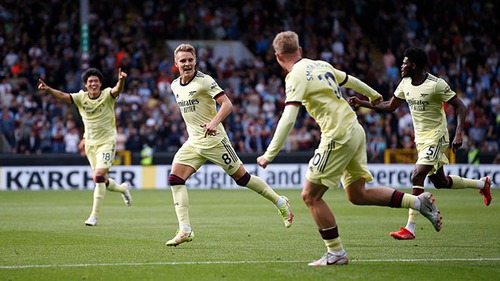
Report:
1,257,500,269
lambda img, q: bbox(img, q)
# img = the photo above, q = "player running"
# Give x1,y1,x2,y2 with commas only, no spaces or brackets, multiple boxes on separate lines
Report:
349,46,492,240
165,43,293,247
38,68,132,226
257,31,442,266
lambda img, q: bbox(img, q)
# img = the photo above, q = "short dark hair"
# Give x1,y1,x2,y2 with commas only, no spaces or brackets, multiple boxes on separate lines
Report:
81,68,103,83
404,47,428,69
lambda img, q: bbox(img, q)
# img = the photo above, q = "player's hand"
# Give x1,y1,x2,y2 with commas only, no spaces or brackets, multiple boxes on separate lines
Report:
348,97,361,107
451,133,463,153
370,97,383,107
38,79,48,91
201,123,217,138
118,68,127,80
78,138,85,150
257,155,270,169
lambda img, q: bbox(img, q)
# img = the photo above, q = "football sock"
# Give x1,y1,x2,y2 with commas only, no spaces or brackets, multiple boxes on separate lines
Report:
448,175,484,189
402,185,424,233
180,225,192,232
246,175,281,204
405,209,418,234
171,184,190,228
401,193,418,209
274,196,286,207
319,226,343,253
106,178,126,192
90,183,106,218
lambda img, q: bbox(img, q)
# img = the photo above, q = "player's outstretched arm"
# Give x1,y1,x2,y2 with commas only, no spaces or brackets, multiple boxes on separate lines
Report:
349,96,403,112
38,79,72,104
257,104,300,168
111,68,127,97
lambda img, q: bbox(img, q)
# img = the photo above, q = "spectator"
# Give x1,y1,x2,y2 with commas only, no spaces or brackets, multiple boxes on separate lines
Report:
64,127,81,153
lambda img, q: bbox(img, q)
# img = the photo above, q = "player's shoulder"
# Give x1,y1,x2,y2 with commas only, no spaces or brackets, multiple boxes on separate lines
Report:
102,87,113,96
71,89,86,99
397,76,412,88
425,73,451,90
72,89,86,95
195,70,208,78
425,73,440,83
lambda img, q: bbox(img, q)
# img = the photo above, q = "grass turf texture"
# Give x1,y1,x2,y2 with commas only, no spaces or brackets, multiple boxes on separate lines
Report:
0,188,499,281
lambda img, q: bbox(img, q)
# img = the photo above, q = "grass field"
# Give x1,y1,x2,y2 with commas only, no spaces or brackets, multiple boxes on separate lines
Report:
0,188,499,281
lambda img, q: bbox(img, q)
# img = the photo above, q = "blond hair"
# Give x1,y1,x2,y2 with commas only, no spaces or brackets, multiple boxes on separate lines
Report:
273,31,299,55
174,43,196,59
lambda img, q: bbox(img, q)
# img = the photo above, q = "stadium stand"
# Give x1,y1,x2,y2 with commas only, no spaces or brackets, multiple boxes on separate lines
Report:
0,0,498,163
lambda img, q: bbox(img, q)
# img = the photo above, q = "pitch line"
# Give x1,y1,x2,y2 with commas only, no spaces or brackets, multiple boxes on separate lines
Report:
1,257,500,269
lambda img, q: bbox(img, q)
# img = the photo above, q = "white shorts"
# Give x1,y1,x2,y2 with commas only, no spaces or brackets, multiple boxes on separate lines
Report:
306,123,373,188
86,140,116,170
173,137,242,176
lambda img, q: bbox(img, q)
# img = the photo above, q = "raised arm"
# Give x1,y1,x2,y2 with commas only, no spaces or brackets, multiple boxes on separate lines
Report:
38,79,73,104
111,68,127,98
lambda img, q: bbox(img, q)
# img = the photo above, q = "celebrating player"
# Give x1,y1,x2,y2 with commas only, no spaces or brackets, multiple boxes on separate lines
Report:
165,43,294,247
257,31,443,266
349,46,492,240
38,68,132,226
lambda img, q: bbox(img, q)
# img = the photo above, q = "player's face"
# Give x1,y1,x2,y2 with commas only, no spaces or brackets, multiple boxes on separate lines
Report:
85,75,102,95
175,51,196,81
400,57,414,78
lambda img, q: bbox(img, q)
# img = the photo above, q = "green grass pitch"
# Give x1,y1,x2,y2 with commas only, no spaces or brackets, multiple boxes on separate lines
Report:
1,188,499,280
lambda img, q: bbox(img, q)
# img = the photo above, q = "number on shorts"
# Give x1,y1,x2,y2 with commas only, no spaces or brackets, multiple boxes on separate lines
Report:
312,152,322,167
426,146,435,156
221,153,232,165
102,152,111,162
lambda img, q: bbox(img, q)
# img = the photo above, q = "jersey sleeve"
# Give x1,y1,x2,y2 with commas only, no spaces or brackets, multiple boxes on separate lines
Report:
436,78,456,102
394,80,406,100
334,67,382,101
332,67,348,86
284,71,306,104
263,104,300,161
70,90,85,107
205,75,224,98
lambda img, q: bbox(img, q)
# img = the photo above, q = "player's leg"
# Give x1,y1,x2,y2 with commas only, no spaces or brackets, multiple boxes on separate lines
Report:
106,178,132,206
304,128,354,265
430,168,493,206
96,141,131,205
84,144,108,226
210,138,293,227
392,164,432,238
166,144,201,246
341,123,411,207
391,137,446,239
85,167,108,226
230,165,294,227
303,180,348,266
389,164,431,239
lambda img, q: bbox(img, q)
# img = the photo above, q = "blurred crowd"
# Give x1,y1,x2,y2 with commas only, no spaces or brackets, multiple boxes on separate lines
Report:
0,0,498,163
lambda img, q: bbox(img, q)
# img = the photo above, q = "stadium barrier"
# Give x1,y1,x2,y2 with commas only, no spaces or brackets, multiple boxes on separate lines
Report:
1,163,498,191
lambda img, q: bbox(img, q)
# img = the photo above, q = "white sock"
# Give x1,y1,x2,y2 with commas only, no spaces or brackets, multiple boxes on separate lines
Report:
274,196,285,207
330,249,346,256
180,225,192,231
413,197,421,210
